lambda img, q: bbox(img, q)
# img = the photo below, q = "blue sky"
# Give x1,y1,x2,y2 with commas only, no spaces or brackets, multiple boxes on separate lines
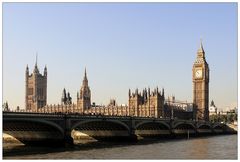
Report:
3,3,237,110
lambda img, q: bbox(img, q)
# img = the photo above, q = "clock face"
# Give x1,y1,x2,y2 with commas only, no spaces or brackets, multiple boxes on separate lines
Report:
195,69,202,78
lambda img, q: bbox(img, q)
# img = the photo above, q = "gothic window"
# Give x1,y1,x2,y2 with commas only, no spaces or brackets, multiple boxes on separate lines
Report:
28,88,33,95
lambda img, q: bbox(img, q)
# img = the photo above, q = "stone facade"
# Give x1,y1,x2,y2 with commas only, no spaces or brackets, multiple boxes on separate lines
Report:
77,68,91,112
192,41,210,121
25,59,47,111
128,88,165,118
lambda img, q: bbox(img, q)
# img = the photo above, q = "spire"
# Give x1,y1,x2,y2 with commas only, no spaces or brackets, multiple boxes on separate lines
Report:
33,53,39,73
135,88,138,95
26,64,29,78
200,39,204,52
197,39,205,55
62,88,67,104
162,88,165,100
44,65,47,75
35,52,38,67
67,92,72,104
82,67,88,86
62,88,66,97
85,67,87,78
26,64,29,72
84,67,88,80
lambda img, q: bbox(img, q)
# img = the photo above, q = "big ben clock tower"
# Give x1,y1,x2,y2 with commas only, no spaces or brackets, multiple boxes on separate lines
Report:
193,40,209,121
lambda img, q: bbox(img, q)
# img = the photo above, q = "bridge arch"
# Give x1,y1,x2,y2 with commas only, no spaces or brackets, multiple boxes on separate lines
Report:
173,122,196,129
3,118,64,135
213,123,225,129
197,123,211,129
135,121,170,130
71,119,131,132
3,118,65,145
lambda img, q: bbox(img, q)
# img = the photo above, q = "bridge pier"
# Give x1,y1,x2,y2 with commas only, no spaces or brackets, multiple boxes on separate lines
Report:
64,116,74,146
64,131,74,146
129,134,138,142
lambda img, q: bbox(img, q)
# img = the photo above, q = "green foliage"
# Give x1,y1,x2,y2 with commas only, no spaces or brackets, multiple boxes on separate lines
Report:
210,112,237,124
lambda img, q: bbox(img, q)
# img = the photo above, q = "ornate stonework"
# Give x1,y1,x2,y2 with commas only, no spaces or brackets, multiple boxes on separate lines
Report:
192,41,210,121
128,87,165,118
25,58,47,111
77,68,91,112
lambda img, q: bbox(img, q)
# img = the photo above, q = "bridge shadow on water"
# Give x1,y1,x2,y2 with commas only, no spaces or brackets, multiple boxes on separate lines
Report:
3,134,231,158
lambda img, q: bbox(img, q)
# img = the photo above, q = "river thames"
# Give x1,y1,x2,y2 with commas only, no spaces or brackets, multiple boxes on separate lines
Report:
3,134,237,159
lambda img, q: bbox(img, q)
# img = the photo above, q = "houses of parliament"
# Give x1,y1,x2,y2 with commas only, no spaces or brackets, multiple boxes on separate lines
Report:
25,41,209,121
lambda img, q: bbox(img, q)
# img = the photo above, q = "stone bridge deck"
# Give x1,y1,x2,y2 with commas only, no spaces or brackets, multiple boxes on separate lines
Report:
3,112,236,145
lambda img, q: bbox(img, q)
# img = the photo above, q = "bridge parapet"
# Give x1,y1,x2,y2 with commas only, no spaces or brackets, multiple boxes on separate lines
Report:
3,111,65,118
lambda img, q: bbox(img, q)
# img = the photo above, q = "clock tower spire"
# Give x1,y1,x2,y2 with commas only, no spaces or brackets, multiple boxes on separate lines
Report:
192,40,210,121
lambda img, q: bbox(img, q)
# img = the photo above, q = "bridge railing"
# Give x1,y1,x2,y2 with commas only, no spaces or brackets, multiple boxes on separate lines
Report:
2,108,197,122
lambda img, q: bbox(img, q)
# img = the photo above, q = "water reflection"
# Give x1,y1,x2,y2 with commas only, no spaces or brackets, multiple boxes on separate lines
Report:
188,137,209,159
3,135,237,160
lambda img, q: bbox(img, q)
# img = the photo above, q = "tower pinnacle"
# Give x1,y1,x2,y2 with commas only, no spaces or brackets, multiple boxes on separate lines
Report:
33,53,39,73
44,65,47,75
26,64,29,77
84,67,87,79
35,52,38,67
82,67,88,86
198,39,205,54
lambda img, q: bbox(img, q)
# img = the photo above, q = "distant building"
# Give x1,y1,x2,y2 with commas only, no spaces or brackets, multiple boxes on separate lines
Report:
25,56,47,111
164,96,194,120
209,100,218,115
165,96,193,111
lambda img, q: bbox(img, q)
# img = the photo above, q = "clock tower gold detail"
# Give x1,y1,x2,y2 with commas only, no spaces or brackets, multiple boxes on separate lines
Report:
192,40,209,121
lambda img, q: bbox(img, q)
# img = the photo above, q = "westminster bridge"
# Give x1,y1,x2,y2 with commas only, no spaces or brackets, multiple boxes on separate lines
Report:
3,112,236,146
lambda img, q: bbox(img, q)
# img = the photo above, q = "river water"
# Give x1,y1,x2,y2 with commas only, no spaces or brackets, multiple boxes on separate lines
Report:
3,135,237,159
